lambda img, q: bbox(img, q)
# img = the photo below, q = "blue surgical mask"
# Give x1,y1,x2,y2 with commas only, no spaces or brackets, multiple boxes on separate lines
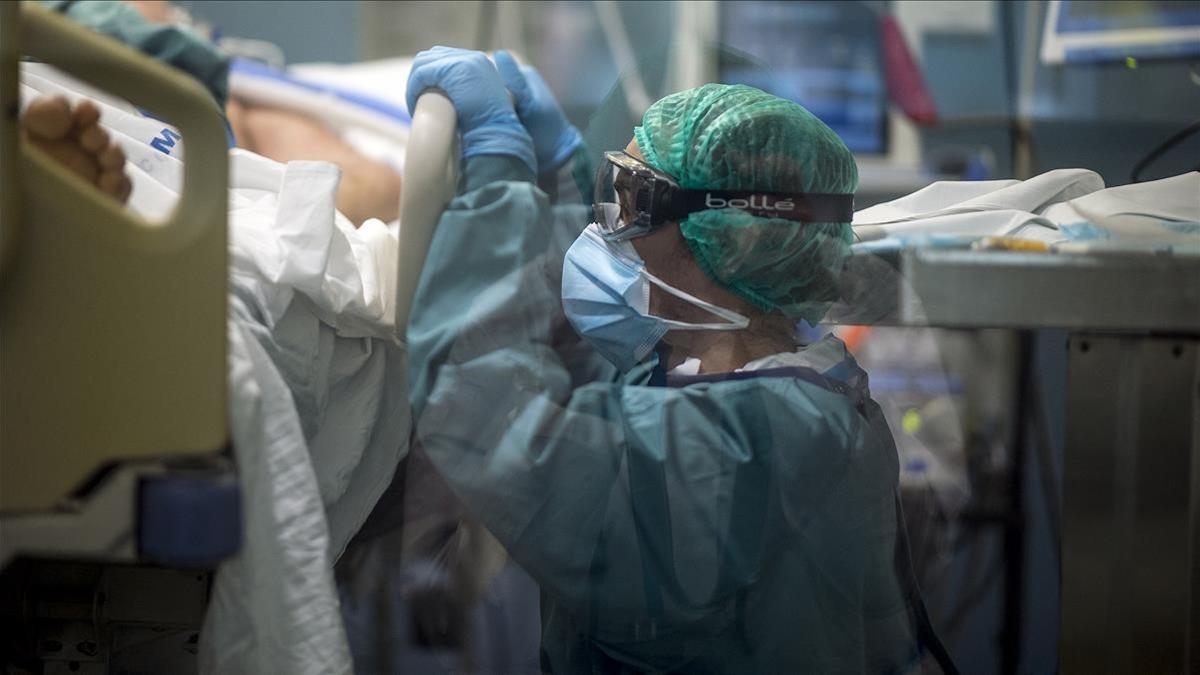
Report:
561,224,750,371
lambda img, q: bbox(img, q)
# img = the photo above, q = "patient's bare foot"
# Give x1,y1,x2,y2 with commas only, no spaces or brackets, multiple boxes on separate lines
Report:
22,96,132,204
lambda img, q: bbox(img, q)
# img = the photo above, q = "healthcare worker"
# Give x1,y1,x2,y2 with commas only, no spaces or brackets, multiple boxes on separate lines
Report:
405,47,954,674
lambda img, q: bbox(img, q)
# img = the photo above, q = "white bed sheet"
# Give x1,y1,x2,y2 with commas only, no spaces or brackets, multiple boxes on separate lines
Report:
853,168,1200,247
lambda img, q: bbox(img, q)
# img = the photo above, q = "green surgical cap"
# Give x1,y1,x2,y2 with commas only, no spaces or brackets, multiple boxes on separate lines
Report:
633,84,857,323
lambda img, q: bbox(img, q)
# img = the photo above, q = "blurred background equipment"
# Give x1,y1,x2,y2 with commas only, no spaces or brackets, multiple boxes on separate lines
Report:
718,1,891,153
1041,0,1200,65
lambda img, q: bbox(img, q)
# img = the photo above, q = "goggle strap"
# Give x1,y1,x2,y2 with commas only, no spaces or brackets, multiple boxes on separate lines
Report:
666,190,855,224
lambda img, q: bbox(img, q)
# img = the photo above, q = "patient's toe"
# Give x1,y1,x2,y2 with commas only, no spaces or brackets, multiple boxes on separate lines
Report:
62,148,100,184
98,143,125,171
22,96,73,140
98,169,131,202
71,100,101,129
79,124,108,153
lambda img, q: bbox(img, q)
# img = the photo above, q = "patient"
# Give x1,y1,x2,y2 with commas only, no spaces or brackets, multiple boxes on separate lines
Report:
21,96,131,204
127,0,403,226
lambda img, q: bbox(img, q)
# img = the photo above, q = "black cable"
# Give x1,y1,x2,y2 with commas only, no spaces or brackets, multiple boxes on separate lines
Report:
1130,119,1200,183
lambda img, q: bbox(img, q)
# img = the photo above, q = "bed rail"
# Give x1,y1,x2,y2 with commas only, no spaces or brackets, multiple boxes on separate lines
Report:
395,91,458,340
0,3,229,512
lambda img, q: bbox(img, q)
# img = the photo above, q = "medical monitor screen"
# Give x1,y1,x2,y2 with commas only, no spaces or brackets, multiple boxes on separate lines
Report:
717,1,887,155
1042,0,1200,64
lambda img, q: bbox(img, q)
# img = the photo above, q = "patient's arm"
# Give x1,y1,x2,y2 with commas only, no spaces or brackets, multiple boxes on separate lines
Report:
22,96,131,205
226,99,403,227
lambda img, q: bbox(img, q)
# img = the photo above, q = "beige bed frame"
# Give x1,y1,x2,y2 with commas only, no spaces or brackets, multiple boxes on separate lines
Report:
0,3,228,515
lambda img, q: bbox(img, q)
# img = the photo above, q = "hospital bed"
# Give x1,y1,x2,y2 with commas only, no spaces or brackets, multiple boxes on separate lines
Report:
0,2,235,565
0,4,238,672
0,4,464,673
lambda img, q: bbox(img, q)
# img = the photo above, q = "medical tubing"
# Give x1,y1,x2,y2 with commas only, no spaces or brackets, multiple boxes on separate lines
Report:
593,0,652,117
1130,118,1200,183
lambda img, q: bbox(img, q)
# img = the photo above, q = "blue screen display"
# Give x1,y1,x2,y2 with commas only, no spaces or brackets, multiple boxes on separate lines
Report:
718,1,886,154
1053,0,1200,63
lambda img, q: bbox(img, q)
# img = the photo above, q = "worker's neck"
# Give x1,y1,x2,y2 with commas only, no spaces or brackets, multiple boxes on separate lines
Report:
671,327,795,374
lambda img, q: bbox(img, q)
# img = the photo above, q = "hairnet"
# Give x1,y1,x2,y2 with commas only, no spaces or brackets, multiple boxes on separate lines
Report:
633,84,857,323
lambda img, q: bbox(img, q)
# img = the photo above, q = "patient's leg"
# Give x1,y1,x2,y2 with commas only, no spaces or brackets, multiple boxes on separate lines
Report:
229,100,403,227
22,97,131,204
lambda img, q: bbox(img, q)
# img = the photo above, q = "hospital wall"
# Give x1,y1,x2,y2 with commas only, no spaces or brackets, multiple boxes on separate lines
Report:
183,0,360,63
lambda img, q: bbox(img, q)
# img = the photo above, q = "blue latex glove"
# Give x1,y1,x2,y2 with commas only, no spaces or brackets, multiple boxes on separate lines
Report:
493,51,583,175
406,46,535,173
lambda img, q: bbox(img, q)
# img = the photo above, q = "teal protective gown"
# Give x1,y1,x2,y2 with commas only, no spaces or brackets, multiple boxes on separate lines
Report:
39,0,231,107
407,153,940,674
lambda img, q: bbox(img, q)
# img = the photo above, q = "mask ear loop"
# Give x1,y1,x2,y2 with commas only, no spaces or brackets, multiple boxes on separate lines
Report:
640,268,751,331
581,222,749,330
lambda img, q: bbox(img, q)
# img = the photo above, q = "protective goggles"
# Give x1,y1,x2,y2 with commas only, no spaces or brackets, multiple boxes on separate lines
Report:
592,150,856,241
